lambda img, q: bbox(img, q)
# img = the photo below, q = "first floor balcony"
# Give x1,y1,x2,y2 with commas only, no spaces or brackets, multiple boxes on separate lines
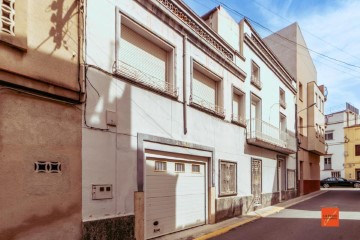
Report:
246,118,297,154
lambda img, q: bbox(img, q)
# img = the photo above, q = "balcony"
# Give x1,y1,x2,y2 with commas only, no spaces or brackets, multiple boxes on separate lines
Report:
116,61,178,97
246,118,297,154
251,75,262,90
189,94,225,118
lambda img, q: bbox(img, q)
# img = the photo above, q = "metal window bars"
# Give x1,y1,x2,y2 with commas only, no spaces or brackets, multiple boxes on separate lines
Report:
116,61,178,97
0,0,15,35
190,94,225,117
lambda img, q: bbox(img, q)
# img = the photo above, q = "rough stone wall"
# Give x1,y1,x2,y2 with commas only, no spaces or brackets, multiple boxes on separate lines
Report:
83,215,135,240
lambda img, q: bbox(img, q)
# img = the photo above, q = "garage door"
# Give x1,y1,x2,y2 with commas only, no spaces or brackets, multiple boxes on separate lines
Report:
145,159,206,239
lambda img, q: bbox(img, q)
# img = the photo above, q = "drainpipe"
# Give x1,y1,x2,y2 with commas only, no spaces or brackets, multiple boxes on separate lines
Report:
183,35,188,135
295,103,299,196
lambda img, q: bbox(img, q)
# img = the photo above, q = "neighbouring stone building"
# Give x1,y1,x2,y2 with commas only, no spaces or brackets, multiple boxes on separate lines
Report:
82,1,297,239
264,23,327,195
0,0,82,239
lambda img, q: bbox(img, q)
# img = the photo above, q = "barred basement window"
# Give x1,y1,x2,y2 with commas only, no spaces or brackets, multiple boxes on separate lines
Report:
154,161,167,172
219,161,237,196
175,163,185,173
0,0,15,35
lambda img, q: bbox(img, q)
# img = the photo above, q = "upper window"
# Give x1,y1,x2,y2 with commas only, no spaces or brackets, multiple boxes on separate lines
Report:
190,60,224,117
219,160,237,196
251,61,262,89
299,82,303,101
315,93,318,108
325,131,333,140
355,145,360,156
324,157,332,170
279,88,286,109
0,0,27,50
1,0,15,35
232,87,246,126
117,15,176,97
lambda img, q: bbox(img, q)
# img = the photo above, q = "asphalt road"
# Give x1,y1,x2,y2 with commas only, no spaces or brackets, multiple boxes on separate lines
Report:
211,189,360,240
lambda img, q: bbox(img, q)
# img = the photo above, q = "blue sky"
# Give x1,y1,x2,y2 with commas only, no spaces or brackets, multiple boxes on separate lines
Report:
183,0,360,113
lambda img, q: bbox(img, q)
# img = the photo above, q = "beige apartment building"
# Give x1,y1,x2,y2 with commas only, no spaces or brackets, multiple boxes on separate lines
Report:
0,1,82,239
264,23,327,195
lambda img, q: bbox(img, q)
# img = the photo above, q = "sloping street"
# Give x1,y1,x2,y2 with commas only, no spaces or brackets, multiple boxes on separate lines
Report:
210,189,360,240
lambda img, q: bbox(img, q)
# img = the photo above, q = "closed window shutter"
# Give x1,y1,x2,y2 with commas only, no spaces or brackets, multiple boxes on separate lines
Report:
193,69,216,106
120,24,167,90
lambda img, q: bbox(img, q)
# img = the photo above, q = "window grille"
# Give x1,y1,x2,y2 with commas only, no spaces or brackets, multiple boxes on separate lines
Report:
220,161,237,195
0,0,15,35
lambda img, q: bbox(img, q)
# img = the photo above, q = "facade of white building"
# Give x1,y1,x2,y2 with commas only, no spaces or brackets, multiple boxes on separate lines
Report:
320,103,359,180
81,1,297,239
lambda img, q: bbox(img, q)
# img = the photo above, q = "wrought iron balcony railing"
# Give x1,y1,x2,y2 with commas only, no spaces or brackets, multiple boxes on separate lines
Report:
246,118,296,153
231,114,247,127
116,61,178,97
190,94,225,117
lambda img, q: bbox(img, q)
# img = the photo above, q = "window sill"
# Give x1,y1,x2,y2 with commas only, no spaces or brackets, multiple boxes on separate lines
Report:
218,192,238,197
231,119,247,128
251,80,262,90
0,33,27,51
189,100,225,119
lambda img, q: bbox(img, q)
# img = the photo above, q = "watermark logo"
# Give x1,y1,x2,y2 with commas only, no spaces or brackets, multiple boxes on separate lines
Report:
321,207,339,227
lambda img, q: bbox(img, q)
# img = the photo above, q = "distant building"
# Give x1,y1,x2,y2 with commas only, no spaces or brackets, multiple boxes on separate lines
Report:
264,23,327,195
321,103,359,180
344,124,360,180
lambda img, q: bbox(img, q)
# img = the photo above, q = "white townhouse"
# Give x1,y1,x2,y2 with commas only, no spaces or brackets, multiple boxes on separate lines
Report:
81,1,297,239
320,103,359,180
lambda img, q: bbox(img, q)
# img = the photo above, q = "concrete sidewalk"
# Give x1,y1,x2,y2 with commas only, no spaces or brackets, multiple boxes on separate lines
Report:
154,190,328,240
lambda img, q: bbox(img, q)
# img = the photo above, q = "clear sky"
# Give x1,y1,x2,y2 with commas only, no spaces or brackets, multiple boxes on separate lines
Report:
183,0,360,113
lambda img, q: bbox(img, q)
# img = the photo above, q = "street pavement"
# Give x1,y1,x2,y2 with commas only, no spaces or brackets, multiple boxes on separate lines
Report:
210,189,360,240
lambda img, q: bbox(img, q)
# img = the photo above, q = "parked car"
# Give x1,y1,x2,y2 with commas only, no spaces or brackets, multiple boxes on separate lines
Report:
320,177,360,188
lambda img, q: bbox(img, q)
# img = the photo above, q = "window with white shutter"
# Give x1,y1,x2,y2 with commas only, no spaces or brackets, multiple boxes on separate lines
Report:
117,15,176,97
190,60,224,117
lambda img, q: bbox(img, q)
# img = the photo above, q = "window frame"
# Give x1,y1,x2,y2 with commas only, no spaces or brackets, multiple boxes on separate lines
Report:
154,161,167,172
355,145,360,156
325,131,334,140
219,160,237,197
324,157,332,170
250,60,262,90
231,85,246,127
279,87,286,109
115,10,177,98
190,58,225,118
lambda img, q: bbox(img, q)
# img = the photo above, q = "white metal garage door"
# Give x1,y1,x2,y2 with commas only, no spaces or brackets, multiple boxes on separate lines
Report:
145,159,206,239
